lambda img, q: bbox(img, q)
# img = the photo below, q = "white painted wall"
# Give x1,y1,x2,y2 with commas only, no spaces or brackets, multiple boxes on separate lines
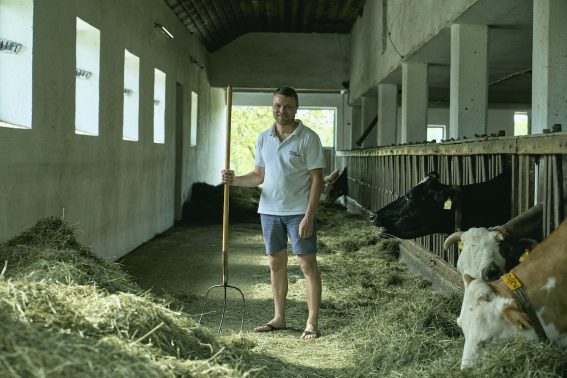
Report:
0,0,225,260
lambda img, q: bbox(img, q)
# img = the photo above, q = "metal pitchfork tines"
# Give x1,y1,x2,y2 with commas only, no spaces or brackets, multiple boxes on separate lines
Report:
199,85,246,333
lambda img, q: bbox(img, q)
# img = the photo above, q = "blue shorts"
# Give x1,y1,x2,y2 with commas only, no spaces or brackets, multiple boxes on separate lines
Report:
260,214,318,255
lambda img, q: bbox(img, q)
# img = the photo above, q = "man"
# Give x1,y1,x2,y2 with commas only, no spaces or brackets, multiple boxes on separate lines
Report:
221,87,325,340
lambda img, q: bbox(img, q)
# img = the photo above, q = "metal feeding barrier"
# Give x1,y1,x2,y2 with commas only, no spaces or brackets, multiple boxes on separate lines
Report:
199,85,246,333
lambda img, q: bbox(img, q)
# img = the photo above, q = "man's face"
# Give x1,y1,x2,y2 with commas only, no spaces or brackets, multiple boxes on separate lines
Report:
272,94,298,126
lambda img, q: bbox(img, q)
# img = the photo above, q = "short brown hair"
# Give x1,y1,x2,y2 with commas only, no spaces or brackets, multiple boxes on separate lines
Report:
273,87,299,107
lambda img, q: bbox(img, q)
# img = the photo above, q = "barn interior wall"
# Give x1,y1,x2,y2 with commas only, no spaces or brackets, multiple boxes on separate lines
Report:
209,32,351,91
0,0,225,260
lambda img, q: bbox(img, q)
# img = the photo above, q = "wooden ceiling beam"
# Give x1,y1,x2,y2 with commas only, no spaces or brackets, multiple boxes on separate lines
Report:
192,0,226,51
164,0,366,52
175,0,213,49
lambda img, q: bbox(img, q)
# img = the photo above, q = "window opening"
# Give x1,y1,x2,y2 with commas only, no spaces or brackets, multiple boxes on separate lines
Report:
231,106,335,175
123,50,139,141
75,18,100,136
427,124,445,142
0,0,33,129
514,112,529,136
153,68,166,143
190,91,198,146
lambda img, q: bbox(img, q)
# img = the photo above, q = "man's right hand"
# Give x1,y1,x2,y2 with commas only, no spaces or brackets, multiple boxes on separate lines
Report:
221,170,235,184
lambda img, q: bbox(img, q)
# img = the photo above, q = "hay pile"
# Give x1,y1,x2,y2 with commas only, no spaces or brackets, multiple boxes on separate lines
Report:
0,217,249,377
2,208,566,377
312,204,567,377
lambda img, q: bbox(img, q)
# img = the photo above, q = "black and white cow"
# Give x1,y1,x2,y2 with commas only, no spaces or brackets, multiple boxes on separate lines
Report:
370,171,512,239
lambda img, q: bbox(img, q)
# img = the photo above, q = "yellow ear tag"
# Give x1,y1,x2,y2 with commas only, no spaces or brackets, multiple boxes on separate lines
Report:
444,197,452,210
503,272,522,290
519,249,530,262
458,241,464,250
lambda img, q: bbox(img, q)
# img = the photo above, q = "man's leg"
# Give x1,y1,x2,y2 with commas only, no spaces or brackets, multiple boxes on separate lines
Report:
254,249,288,331
297,253,321,339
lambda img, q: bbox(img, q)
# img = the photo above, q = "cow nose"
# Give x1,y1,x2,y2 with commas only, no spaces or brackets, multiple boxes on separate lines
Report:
370,214,384,227
482,262,502,281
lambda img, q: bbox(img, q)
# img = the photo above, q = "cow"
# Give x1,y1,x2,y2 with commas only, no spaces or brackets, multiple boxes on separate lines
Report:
443,203,543,282
323,167,348,204
370,171,511,239
181,182,260,223
458,217,567,368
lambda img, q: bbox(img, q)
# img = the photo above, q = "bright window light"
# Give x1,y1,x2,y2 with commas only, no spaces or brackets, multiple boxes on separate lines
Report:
514,112,529,136
297,107,335,147
153,68,166,143
123,50,139,141
190,91,198,146
427,124,445,142
0,0,33,129
75,18,100,136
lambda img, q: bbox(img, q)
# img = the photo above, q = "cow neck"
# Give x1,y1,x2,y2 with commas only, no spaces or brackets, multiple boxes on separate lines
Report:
490,219,567,342
498,272,549,342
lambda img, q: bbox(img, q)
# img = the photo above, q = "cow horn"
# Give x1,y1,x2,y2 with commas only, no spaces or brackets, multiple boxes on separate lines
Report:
444,231,463,250
488,225,512,240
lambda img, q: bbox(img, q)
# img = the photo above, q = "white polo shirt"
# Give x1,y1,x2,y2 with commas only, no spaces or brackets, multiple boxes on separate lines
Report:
255,120,326,215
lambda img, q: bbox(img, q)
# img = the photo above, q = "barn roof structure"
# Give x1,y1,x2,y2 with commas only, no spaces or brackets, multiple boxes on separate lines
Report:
164,0,366,53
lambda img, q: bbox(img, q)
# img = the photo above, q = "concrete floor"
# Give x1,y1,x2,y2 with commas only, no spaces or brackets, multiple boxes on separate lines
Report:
119,221,291,331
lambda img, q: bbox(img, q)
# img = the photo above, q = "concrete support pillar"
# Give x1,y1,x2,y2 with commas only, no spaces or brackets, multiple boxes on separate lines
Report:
449,24,488,138
378,83,397,146
338,92,352,150
360,95,378,148
532,0,567,133
401,62,428,143
350,102,362,149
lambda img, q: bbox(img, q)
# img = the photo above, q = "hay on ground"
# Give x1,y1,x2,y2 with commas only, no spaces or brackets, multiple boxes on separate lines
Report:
1,206,566,377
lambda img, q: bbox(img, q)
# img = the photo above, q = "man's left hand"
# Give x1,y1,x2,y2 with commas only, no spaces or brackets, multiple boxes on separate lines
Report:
298,216,315,239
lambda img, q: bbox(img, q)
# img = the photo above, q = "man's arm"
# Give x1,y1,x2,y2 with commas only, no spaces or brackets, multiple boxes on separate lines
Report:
299,168,324,239
221,166,265,187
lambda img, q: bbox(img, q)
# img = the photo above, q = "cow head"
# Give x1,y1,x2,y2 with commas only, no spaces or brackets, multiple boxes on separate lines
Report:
369,172,457,238
459,274,536,369
444,227,537,282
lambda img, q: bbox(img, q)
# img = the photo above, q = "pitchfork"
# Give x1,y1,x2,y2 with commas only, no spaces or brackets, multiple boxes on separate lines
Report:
199,85,246,333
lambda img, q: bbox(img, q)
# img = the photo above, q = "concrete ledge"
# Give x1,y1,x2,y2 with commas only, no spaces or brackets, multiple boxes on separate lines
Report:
400,240,462,293
344,195,462,293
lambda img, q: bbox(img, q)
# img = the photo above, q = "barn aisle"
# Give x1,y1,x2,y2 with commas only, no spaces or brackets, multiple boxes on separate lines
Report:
120,215,359,376
119,203,567,377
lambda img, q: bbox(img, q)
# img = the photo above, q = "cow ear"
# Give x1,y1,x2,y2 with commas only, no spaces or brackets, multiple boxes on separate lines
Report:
502,303,533,330
467,279,494,304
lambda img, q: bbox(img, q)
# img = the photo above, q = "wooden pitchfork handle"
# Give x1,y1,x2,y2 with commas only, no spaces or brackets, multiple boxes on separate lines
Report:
222,85,232,286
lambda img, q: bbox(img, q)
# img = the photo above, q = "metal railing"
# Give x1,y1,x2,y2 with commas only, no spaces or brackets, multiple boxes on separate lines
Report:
336,133,566,271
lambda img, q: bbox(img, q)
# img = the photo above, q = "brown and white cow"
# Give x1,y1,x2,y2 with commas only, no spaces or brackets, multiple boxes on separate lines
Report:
444,203,543,283
323,167,348,203
458,217,567,368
